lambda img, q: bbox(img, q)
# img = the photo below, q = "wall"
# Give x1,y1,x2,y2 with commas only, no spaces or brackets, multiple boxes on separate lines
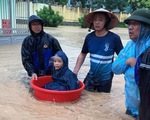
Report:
29,2,129,22
116,12,131,22
30,3,90,22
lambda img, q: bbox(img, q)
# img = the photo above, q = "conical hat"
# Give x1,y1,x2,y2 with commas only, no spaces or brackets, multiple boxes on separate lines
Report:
84,8,119,30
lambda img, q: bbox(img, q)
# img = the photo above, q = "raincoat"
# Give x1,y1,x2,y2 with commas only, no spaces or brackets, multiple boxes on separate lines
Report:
21,15,62,77
44,51,80,91
112,24,150,117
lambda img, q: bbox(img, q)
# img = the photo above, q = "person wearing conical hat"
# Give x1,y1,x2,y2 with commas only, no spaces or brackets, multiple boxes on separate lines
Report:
112,9,150,119
73,8,123,93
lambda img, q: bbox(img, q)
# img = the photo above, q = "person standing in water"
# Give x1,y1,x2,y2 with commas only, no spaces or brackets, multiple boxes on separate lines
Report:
112,9,150,119
21,15,62,80
73,8,123,93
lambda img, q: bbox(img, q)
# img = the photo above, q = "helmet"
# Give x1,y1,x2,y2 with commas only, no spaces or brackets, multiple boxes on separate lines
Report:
124,9,150,25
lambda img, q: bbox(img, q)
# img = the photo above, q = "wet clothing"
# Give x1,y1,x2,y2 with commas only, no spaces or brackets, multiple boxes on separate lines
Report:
135,46,150,120
82,31,123,92
112,24,150,117
21,15,62,77
84,73,112,92
43,51,79,91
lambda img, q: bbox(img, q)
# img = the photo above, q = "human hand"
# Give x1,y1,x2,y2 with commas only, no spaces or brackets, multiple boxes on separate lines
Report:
126,58,137,66
31,73,37,80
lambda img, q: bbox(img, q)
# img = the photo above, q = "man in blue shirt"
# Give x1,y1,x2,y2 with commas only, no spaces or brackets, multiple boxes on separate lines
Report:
73,8,123,93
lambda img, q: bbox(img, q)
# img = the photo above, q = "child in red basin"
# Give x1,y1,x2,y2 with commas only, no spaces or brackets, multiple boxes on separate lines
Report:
43,51,79,91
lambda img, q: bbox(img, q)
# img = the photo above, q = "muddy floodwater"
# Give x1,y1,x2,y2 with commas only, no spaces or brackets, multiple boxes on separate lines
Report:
0,26,136,120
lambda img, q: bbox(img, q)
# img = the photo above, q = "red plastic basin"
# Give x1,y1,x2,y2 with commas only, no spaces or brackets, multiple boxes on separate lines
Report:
30,76,85,102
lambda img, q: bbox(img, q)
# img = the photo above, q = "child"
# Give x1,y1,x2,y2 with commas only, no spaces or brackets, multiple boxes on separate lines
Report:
43,51,80,91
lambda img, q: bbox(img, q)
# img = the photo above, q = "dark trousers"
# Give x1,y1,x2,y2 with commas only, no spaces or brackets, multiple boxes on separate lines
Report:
83,74,112,93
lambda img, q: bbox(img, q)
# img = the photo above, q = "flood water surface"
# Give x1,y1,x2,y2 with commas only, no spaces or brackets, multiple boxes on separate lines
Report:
0,26,135,120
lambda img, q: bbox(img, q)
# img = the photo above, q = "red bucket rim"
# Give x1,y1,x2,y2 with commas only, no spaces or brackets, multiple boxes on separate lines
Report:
30,76,85,94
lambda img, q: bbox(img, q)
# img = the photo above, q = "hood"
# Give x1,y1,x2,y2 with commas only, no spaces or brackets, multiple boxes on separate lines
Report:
124,9,150,26
52,51,69,78
133,23,150,58
124,9,150,58
54,51,68,67
28,15,44,36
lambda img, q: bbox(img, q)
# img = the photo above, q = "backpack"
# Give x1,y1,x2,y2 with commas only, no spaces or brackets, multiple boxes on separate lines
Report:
135,46,150,120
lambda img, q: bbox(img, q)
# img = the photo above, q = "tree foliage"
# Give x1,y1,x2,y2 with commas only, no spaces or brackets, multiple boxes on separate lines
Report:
53,0,67,6
36,5,63,27
130,0,150,12
32,0,150,13
78,14,87,28
92,0,128,12
30,0,67,7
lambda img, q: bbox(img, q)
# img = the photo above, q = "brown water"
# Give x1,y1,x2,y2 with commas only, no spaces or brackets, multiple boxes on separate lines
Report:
45,26,129,80
0,26,135,120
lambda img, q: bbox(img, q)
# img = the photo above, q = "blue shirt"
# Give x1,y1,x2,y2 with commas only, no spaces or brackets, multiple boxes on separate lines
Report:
82,31,123,80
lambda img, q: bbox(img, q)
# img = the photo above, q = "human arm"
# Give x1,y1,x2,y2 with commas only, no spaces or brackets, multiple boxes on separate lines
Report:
21,38,35,77
112,41,134,74
112,53,128,74
112,57,136,75
67,71,80,90
73,53,87,75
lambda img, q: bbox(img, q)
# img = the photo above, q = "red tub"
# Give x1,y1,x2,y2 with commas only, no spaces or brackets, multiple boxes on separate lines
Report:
30,76,85,102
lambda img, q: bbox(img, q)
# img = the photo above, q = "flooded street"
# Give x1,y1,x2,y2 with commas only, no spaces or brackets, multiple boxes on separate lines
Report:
0,26,135,120
44,26,129,80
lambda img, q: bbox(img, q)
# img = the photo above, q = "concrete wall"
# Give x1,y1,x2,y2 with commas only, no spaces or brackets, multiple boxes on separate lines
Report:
29,3,89,22
0,1,130,29
29,2,130,22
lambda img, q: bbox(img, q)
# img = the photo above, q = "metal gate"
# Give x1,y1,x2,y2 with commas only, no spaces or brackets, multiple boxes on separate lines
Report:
0,0,30,44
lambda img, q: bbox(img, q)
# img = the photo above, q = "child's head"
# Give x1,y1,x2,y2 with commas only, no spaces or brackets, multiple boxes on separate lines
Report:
52,51,68,70
53,56,63,70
